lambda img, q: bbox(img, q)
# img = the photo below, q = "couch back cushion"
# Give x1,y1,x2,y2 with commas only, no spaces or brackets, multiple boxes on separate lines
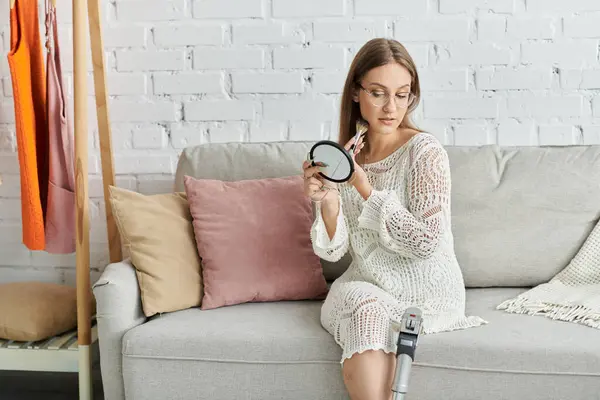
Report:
174,141,600,288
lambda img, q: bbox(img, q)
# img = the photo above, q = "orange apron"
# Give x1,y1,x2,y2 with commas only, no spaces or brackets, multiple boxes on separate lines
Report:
44,0,76,254
7,0,48,251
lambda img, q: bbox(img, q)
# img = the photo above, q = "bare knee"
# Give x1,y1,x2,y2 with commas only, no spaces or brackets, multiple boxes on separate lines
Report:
342,350,396,400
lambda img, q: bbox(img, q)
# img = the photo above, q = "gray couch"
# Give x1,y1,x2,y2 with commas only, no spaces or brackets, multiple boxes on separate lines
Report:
93,140,600,400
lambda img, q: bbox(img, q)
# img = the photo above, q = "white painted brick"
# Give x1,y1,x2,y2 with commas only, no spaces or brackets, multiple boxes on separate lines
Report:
521,41,598,67
273,0,345,17
507,96,583,118
507,17,555,39
154,72,223,94
402,43,430,68
154,25,224,47
88,201,102,221
108,73,147,96
90,223,109,244
578,70,600,89
3,78,13,98
104,26,147,48
208,122,246,143
88,176,137,198
0,223,21,243
592,98,600,117
273,46,346,69
478,16,506,42
232,72,304,93
538,125,579,146
249,121,288,142
105,127,133,151
194,49,265,69
395,18,469,42
109,100,178,122
417,120,451,144
185,100,258,121
263,98,336,121
0,266,62,283
477,67,552,90
498,119,537,146
192,0,264,18
564,16,600,38
0,129,14,151
170,124,206,149
54,0,74,23
0,58,9,76
314,21,387,42
311,71,346,93
437,44,512,66
440,0,515,13
116,50,186,71
117,0,186,21
289,121,324,141
355,0,428,16
31,252,76,268
115,154,174,174
424,97,500,119
454,123,494,145
559,70,582,90
0,174,19,197
233,23,305,45
263,97,337,121
133,125,168,149
137,175,178,195
527,0,600,12
559,69,600,90
0,199,22,220
0,102,16,123
63,267,103,287
0,246,32,267
582,126,600,144
419,69,469,92
170,125,207,149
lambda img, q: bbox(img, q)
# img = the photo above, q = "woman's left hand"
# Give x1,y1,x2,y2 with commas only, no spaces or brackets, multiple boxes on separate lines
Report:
343,134,372,200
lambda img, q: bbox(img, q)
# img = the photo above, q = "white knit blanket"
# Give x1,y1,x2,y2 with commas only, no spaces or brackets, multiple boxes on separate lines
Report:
497,218,600,329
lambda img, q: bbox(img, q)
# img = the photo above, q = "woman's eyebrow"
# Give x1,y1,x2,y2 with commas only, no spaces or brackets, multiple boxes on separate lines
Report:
368,82,411,90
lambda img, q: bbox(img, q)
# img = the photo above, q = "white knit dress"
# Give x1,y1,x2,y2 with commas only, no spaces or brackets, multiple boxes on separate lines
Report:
311,132,488,364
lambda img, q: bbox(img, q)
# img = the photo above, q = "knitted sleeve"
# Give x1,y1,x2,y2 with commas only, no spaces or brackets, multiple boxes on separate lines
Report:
357,141,450,259
310,194,349,262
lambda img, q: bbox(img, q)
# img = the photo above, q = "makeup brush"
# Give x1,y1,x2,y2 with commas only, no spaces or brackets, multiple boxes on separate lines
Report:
349,118,369,153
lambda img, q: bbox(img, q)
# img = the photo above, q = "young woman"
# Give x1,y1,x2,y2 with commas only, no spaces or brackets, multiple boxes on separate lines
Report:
302,38,487,400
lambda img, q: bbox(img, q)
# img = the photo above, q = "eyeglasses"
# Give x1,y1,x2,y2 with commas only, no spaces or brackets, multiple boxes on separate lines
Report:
359,85,415,109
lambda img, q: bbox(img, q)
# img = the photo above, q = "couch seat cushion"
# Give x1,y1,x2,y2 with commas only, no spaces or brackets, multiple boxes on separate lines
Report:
122,300,340,363
122,288,600,376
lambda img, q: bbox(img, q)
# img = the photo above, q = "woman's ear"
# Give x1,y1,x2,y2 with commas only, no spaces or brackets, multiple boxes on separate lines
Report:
352,89,360,103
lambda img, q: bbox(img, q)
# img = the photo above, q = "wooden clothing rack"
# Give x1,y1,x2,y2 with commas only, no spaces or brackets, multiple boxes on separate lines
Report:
0,0,121,399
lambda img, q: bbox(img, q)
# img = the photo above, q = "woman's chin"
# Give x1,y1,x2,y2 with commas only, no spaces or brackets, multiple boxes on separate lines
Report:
373,121,399,134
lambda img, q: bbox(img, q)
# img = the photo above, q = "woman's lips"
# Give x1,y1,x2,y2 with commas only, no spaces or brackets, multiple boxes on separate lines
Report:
379,118,396,125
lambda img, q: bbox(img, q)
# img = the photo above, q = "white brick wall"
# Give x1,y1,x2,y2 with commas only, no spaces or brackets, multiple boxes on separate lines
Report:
1,0,600,282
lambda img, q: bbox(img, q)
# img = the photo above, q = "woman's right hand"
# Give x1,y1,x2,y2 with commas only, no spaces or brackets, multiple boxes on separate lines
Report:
302,160,338,203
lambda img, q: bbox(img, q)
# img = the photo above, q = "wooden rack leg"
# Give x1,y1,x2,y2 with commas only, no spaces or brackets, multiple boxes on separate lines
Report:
74,0,92,398
88,0,122,263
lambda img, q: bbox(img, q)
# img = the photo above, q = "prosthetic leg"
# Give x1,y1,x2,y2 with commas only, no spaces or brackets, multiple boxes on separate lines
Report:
391,307,423,400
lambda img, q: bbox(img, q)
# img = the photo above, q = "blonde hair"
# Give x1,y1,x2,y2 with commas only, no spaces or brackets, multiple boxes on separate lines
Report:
338,38,422,158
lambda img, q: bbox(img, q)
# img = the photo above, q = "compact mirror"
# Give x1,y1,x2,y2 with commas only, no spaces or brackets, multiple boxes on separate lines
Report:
308,140,354,183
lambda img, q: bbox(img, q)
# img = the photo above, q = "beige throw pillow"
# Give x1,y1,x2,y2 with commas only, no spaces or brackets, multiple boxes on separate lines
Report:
108,186,203,317
0,282,95,342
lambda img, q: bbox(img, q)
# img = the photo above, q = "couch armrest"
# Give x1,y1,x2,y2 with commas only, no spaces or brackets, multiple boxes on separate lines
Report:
93,258,147,400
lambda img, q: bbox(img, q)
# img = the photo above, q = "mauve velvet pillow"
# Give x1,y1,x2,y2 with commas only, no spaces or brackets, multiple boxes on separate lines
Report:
183,174,329,310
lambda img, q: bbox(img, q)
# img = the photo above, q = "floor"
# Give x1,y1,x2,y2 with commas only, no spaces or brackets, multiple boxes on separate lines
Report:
0,366,104,400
